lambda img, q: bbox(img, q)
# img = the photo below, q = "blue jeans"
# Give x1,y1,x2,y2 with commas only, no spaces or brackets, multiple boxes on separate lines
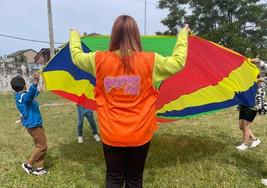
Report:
77,106,98,136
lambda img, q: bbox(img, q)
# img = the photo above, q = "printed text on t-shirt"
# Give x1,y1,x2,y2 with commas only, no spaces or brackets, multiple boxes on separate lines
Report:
104,75,141,95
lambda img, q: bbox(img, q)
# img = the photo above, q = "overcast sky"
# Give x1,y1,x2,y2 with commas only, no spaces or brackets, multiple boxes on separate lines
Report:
0,0,168,56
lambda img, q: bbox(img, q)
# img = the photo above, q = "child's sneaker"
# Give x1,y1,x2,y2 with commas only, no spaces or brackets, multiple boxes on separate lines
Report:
261,179,267,186
236,143,248,151
251,139,261,148
32,168,49,176
78,136,83,143
21,163,33,174
93,134,101,142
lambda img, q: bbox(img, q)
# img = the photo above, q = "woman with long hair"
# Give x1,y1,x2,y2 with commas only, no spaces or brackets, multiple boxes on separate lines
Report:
69,15,190,187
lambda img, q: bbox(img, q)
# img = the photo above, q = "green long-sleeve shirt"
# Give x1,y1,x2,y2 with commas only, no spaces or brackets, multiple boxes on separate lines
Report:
69,29,189,84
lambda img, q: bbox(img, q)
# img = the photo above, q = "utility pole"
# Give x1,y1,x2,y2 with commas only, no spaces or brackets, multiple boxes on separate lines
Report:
144,0,147,35
47,0,55,58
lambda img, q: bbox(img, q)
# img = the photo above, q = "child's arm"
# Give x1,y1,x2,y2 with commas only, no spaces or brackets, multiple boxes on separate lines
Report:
153,25,190,83
69,30,96,76
21,73,39,103
21,84,38,103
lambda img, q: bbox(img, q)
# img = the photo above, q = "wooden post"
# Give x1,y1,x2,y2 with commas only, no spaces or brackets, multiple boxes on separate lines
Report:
47,0,55,58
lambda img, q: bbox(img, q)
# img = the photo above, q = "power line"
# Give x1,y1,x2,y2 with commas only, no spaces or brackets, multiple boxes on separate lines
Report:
0,1,159,44
0,33,64,45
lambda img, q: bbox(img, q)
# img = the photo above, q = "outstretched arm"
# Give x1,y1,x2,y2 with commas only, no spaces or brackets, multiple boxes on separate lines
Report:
21,73,39,103
69,30,97,76
153,25,190,84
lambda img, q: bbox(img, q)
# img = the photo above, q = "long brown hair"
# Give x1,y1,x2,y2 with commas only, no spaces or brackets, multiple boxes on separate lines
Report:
109,15,142,73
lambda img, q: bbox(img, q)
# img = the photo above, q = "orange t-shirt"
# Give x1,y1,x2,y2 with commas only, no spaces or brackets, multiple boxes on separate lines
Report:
95,51,159,146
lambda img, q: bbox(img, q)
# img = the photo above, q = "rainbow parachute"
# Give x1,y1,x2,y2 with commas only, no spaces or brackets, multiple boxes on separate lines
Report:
42,35,259,122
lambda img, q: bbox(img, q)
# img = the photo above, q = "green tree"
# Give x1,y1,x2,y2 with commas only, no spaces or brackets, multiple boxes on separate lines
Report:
15,54,27,62
158,0,267,58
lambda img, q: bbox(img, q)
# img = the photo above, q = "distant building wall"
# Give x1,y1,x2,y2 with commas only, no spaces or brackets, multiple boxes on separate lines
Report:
0,61,43,92
24,50,37,63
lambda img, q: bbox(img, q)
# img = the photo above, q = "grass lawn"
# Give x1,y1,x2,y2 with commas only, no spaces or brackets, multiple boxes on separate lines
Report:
0,92,267,188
